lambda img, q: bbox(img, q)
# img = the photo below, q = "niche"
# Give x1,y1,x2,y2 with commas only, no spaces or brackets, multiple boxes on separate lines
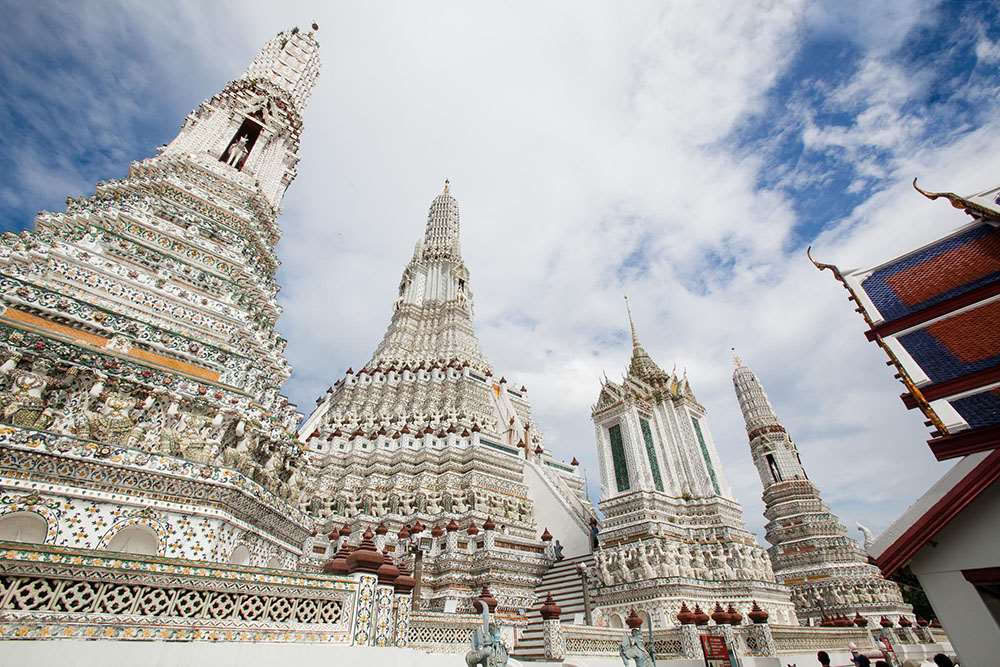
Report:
220,110,266,171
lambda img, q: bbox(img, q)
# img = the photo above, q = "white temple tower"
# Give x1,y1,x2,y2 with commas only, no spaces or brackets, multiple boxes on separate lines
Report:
587,301,797,629
298,181,596,613
732,353,911,625
0,25,321,566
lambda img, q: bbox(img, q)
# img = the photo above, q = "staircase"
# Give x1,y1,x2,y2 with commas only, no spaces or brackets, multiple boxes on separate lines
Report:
513,553,594,661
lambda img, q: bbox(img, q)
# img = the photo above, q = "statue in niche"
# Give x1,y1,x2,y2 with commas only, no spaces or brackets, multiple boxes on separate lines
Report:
84,391,137,446
223,135,250,168
1,358,53,428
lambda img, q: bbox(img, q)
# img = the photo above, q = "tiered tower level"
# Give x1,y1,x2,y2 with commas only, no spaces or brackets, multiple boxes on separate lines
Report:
0,26,321,566
587,301,796,629
298,182,596,613
732,355,910,624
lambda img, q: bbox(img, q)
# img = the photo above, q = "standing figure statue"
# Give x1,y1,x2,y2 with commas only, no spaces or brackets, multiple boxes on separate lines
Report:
619,627,653,667
224,135,249,168
465,600,509,667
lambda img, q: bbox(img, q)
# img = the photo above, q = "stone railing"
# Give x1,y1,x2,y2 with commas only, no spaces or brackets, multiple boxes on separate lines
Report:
0,541,357,642
560,624,685,659
407,610,482,653
770,624,876,654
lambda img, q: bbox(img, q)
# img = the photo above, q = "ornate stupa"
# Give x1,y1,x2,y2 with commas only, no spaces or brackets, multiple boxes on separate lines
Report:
0,25,322,565
732,352,911,624
586,300,797,628
297,181,596,612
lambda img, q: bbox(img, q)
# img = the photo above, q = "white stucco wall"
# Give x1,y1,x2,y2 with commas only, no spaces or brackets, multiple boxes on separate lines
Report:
0,641,484,667
910,479,1000,667
523,461,592,558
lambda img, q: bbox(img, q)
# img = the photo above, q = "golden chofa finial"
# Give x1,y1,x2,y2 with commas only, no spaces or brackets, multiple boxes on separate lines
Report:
912,178,1000,221
806,245,839,273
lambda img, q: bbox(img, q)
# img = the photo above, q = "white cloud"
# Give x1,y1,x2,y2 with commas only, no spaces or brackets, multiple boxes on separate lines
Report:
11,1,996,545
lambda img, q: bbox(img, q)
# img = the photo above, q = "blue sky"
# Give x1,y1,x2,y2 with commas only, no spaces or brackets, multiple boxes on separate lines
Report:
2,0,999,541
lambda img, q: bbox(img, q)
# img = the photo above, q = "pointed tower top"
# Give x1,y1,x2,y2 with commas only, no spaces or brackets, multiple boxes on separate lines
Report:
624,295,640,349
732,347,743,368
622,298,669,384
442,178,450,195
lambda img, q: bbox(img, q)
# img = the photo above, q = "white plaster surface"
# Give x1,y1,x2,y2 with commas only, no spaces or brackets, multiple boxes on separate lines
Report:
0,641,519,667
523,459,591,557
910,478,1000,667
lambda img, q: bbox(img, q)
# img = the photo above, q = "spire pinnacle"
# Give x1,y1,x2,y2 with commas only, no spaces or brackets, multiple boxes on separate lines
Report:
732,347,743,368
442,178,450,195
624,295,640,348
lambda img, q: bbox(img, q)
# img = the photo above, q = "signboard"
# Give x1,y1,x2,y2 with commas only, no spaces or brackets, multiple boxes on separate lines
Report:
699,634,732,667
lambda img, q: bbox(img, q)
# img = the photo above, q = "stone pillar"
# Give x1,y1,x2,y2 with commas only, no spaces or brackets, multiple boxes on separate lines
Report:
540,591,564,662
394,592,412,647
679,624,700,659
713,624,743,659
373,583,395,646
351,573,379,646
744,623,777,656
542,619,565,661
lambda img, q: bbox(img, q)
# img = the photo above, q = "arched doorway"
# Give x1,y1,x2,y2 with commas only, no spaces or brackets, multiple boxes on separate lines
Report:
106,525,159,556
0,512,47,543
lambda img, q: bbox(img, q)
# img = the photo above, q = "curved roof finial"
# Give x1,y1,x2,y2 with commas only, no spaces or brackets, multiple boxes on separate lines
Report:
806,245,839,274
912,177,1000,220
624,295,640,348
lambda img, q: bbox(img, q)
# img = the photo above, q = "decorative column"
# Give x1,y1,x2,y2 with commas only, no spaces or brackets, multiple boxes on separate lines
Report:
540,592,564,662
351,573,378,646
393,559,416,647
746,601,776,656
348,527,384,646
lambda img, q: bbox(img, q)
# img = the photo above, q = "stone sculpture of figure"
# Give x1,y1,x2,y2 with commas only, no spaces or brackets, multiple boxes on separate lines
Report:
2,358,52,427
85,391,137,445
596,551,614,586
619,628,652,667
224,135,249,168
637,542,656,580
465,600,509,667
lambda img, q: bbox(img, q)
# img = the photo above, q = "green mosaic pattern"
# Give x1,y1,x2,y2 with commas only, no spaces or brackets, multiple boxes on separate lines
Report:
639,418,664,492
691,417,720,495
608,424,630,492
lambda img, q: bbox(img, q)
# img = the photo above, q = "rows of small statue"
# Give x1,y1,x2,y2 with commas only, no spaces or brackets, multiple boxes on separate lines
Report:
305,485,532,524
594,540,775,584
0,351,310,501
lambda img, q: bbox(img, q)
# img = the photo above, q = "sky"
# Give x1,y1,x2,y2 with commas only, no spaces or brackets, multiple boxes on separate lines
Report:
2,0,998,541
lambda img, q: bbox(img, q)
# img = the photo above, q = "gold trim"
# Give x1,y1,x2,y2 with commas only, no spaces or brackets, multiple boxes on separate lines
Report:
1,307,220,382
807,247,948,436
912,178,1000,221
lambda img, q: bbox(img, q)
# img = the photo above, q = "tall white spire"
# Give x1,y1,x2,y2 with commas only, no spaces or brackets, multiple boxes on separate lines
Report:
366,181,487,370
421,178,462,260
240,23,322,112
732,354,782,435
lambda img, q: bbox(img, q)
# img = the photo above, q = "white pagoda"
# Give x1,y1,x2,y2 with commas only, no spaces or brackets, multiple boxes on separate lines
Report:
297,181,596,613
587,300,797,629
0,24,321,567
732,353,911,625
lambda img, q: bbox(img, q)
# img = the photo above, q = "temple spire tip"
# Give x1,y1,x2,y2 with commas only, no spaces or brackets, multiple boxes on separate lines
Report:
624,295,640,348
732,347,743,368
